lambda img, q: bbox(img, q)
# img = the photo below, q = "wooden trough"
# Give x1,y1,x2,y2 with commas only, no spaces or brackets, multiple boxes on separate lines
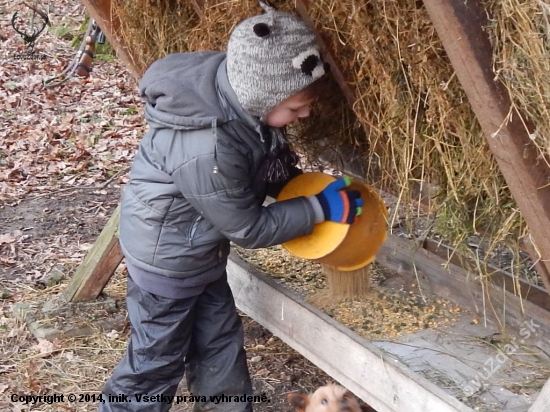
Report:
40,0,550,411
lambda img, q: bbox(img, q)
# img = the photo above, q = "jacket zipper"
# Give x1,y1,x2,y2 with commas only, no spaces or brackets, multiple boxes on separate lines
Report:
187,215,202,245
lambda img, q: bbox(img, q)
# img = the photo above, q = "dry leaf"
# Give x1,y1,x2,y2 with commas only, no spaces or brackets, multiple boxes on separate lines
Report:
26,359,44,390
30,338,60,357
0,257,16,266
0,234,16,245
79,243,93,251
105,329,120,339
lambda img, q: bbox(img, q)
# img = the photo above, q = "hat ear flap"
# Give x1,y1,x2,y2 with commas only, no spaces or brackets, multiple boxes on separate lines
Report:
253,22,271,37
300,55,320,76
258,0,278,12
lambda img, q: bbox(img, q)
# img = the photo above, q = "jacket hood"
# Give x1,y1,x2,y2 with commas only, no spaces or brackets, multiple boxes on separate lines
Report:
139,51,229,130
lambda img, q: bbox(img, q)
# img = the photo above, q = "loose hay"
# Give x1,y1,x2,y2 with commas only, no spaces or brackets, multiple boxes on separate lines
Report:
112,0,199,76
301,0,530,282
485,0,550,161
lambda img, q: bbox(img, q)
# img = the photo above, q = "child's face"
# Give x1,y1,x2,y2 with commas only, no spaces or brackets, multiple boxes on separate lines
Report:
264,92,314,128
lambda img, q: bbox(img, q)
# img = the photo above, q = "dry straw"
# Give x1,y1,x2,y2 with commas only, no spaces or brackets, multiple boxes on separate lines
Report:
303,0,528,268
110,0,547,288
111,0,198,76
485,0,550,163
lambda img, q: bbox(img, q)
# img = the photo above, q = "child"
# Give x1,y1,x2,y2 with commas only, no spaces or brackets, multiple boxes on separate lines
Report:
100,3,363,412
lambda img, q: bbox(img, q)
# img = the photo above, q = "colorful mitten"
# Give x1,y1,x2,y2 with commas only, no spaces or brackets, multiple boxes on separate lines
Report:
308,177,363,224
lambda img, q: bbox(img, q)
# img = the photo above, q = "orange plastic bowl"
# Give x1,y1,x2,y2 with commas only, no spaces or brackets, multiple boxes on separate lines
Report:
276,172,388,271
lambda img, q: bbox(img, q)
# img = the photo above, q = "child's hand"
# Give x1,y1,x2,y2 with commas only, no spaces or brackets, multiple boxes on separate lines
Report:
312,177,363,224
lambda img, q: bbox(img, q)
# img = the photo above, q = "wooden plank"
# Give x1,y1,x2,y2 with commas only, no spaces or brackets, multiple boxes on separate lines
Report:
227,254,474,412
529,378,550,412
63,206,123,302
80,0,141,80
421,0,550,294
423,238,550,312
377,234,550,355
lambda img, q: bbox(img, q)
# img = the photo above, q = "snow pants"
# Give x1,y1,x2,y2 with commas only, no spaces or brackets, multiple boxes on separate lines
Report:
99,272,253,412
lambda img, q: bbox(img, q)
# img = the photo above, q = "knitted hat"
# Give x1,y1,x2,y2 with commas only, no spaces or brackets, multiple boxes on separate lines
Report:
226,2,328,118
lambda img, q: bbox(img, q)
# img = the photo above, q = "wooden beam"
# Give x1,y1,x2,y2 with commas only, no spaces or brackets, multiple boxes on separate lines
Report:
423,238,550,312
377,234,550,355
63,206,123,302
421,0,550,294
80,0,141,80
529,378,550,412
227,254,473,412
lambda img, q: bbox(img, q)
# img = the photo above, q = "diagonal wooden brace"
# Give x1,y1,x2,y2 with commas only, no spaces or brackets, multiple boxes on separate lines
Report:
63,206,123,303
422,0,550,295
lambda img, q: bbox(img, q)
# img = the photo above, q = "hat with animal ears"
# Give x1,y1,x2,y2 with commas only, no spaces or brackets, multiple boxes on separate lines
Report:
226,1,330,118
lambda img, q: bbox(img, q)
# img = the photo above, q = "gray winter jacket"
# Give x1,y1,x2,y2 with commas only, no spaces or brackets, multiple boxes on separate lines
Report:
119,51,317,283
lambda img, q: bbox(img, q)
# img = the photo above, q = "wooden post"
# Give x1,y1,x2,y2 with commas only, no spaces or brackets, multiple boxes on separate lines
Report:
529,378,550,412
422,0,550,294
80,0,141,80
63,206,124,302
66,0,145,302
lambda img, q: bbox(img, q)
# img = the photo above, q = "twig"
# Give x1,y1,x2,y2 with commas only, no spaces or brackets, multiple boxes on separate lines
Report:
20,167,129,201
43,18,94,88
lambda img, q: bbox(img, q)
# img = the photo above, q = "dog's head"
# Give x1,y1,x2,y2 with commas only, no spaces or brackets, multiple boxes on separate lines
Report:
288,383,362,412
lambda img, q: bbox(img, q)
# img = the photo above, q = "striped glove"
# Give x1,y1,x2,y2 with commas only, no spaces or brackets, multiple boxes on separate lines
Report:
308,177,363,224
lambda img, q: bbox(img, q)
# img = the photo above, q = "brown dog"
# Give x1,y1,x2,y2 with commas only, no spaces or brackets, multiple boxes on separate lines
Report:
287,383,362,412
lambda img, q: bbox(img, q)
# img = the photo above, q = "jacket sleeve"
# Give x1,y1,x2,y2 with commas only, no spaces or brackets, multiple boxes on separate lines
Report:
171,150,316,249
